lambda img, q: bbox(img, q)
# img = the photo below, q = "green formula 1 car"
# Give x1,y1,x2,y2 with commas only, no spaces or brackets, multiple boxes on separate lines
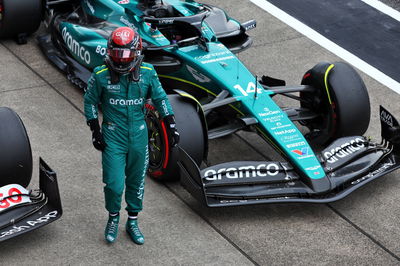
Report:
1,0,400,207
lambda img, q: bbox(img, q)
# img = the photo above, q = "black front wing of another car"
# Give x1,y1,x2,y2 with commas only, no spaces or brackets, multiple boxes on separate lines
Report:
0,158,62,241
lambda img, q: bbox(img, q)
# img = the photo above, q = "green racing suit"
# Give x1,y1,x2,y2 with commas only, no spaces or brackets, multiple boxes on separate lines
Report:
84,63,173,213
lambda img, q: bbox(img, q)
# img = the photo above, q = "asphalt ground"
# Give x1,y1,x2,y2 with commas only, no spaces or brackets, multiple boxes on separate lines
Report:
264,0,400,84
381,0,400,10
1,0,400,265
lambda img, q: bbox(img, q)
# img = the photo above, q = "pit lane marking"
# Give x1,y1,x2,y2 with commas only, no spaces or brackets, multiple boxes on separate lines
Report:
249,0,400,95
362,0,400,22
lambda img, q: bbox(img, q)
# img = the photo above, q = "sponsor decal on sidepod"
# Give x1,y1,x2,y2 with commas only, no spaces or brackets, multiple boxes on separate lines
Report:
62,27,91,64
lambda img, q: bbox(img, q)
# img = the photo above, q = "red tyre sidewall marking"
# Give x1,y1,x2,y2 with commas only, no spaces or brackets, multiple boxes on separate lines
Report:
161,121,170,169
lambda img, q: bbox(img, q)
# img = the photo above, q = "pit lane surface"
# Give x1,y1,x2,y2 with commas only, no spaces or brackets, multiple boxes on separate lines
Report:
1,0,400,265
255,0,400,85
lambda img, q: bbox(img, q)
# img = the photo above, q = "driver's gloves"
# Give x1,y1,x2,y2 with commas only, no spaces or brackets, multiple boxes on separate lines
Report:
164,115,180,147
87,119,107,151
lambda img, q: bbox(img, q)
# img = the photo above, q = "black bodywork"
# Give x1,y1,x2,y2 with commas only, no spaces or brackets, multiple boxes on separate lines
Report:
0,159,62,241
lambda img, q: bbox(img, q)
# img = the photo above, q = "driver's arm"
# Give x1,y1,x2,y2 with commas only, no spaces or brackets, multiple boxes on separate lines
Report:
146,64,179,146
84,69,103,121
147,65,174,118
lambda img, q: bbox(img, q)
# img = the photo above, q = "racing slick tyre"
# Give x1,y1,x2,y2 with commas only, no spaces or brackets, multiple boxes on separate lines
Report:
0,0,43,40
146,95,205,181
300,62,370,145
0,107,33,188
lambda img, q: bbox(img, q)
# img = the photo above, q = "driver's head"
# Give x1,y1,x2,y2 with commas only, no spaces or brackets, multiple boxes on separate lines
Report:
107,27,142,74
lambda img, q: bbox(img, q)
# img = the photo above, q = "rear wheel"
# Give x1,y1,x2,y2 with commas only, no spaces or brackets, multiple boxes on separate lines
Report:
0,107,32,187
0,0,43,40
146,95,206,181
300,62,370,145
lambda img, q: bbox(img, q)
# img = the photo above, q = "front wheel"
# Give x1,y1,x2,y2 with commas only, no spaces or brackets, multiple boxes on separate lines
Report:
146,95,206,181
300,62,370,145
0,107,32,187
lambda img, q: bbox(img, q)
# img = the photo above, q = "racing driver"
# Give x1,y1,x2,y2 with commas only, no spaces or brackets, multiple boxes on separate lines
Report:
84,27,179,245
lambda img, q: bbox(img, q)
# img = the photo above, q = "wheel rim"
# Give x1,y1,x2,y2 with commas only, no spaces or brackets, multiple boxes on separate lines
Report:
147,114,165,170
145,103,172,178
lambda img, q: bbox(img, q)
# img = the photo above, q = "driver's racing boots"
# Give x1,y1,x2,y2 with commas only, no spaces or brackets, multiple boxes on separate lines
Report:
126,219,145,245
105,214,120,243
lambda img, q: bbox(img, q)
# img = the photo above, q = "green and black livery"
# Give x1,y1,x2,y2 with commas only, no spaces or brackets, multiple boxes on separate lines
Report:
2,0,400,207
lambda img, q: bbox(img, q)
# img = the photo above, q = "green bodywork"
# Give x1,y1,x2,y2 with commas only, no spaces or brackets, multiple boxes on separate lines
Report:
68,0,325,179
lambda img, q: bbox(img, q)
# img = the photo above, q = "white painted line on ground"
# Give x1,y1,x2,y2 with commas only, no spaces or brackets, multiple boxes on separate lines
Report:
362,0,400,22
249,0,400,95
